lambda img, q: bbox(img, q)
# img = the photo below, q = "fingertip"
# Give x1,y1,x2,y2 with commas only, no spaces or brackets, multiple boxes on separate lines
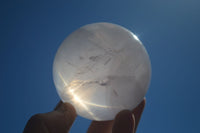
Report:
54,101,77,117
142,98,146,106
132,98,146,132
112,110,135,133
132,98,146,114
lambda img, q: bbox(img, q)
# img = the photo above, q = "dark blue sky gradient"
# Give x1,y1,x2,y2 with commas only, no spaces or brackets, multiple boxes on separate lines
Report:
1,0,200,132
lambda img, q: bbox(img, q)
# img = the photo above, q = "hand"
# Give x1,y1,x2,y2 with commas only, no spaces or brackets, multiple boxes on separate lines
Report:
23,99,145,133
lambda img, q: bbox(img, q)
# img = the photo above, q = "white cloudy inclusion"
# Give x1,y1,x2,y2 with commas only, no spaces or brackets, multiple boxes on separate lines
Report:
53,23,151,121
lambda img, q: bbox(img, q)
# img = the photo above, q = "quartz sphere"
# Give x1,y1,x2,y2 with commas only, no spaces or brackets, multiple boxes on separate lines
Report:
53,22,151,121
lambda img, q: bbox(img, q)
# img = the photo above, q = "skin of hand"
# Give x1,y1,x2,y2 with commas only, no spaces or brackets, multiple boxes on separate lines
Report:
23,99,145,133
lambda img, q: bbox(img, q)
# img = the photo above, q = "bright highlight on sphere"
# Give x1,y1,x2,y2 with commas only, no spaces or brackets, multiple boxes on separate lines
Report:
53,22,151,121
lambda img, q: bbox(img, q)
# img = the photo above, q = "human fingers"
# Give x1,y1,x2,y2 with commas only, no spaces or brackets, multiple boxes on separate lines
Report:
23,101,77,133
112,110,135,133
132,98,146,132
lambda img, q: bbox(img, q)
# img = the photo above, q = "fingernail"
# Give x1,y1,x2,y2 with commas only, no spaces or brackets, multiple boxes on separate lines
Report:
113,110,135,133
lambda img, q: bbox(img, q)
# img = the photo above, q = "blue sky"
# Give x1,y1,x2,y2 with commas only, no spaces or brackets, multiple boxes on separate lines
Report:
1,0,200,132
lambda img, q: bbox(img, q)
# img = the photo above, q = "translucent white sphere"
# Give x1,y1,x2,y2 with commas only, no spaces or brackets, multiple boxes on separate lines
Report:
53,22,151,121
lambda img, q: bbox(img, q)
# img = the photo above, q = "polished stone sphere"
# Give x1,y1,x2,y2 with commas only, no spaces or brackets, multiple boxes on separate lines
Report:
53,22,151,121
